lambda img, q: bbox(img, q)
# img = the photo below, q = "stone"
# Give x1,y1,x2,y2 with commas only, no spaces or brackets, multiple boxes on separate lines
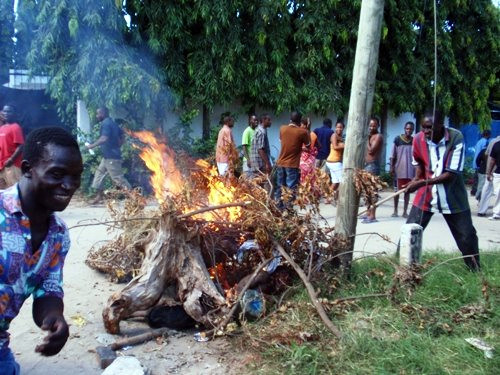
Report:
101,356,147,375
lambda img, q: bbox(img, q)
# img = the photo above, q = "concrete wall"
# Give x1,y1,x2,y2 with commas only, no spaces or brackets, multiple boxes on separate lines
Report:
76,100,424,171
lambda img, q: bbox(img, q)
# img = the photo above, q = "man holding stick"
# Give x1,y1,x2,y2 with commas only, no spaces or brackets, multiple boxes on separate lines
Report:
404,111,480,271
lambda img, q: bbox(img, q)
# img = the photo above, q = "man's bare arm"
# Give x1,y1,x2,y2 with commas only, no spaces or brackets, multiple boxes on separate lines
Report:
4,144,23,167
367,134,383,156
258,148,271,173
33,296,69,356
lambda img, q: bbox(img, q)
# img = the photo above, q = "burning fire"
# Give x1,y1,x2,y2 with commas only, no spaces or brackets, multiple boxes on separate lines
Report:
131,131,241,221
130,130,184,203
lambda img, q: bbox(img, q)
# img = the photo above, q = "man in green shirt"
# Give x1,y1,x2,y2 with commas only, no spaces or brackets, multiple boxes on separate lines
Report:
241,114,258,173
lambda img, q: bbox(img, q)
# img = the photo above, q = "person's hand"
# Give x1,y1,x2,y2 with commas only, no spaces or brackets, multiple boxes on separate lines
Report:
247,160,251,168
487,174,493,182
405,179,425,194
35,314,69,356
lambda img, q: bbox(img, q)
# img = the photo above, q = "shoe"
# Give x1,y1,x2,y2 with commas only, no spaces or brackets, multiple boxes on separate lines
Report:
359,215,368,220
477,213,487,217
402,213,409,218
361,218,378,224
488,215,500,221
391,213,398,217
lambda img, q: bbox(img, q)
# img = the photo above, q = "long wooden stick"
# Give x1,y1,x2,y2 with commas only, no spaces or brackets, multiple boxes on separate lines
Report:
273,241,342,339
177,201,251,219
110,327,168,350
357,188,406,217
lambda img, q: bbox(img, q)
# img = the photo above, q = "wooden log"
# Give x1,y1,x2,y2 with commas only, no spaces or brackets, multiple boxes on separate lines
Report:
110,328,169,350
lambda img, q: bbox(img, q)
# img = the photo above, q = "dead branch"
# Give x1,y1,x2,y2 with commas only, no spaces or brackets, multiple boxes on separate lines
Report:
358,188,406,217
178,201,251,219
69,217,160,230
273,240,342,339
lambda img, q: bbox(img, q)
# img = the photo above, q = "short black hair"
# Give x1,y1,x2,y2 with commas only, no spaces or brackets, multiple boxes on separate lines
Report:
370,116,380,126
24,126,81,166
323,118,333,128
482,129,491,137
97,106,109,116
405,121,415,129
290,111,302,124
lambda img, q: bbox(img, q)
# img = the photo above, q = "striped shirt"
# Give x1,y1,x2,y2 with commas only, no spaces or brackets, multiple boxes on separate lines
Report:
411,128,469,214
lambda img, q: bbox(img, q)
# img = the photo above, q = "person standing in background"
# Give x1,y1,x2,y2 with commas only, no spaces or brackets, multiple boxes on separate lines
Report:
478,135,500,217
361,117,383,223
250,114,272,176
325,121,345,203
390,121,415,218
299,117,319,184
486,137,500,220
241,114,258,174
313,118,334,170
275,111,310,210
215,116,237,177
471,130,491,196
0,105,24,189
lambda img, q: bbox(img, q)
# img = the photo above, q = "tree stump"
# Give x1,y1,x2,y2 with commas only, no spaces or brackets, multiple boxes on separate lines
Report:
102,213,228,334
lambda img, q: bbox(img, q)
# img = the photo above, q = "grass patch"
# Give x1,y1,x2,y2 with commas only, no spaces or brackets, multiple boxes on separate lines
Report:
238,251,500,374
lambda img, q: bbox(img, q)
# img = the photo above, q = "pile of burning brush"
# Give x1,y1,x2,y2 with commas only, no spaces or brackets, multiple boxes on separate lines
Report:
85,130,386,337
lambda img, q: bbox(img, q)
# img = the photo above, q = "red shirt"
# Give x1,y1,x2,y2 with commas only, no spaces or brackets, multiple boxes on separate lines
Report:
0,123,24,168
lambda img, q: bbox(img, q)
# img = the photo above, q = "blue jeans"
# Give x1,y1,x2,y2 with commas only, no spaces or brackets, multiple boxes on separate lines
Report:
275,167,300,210
0,348,20,375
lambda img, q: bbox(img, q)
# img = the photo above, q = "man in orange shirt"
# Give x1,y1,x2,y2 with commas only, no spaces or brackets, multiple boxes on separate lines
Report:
215,116,237,177
275,111,310,210
0,105,24,189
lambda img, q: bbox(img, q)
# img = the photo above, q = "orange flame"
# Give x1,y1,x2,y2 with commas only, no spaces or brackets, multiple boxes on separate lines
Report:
131,130,184,203
130,130,241,221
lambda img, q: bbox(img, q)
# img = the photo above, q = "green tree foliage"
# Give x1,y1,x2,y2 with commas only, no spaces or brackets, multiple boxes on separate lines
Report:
0,0,14,83
24,0,171,127
376,0,499,129
14,0,38,69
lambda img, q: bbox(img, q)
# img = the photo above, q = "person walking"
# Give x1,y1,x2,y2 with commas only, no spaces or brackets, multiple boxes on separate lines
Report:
486,137,500,220
478,135,500,217
86,107,131,203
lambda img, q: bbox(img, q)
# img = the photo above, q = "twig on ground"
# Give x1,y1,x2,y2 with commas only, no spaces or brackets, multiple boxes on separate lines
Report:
273,240,342,339
69,217,160,230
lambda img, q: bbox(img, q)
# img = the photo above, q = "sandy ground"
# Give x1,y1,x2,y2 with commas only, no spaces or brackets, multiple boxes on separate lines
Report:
8,190,499,374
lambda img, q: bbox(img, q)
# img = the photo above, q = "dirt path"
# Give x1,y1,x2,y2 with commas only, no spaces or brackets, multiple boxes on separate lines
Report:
9,202,237,375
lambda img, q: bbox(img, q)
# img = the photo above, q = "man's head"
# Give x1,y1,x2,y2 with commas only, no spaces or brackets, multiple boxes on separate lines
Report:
1,105,16,123
261,114,272,128
223,116,234,128
21,126,83,213
335,121,345,136
482,129,491,139
404,121,415,137
323,118,333,128
96,107,109,122
369,116,380,135
249,115,258,129
290,111,302,125
421,109,445,141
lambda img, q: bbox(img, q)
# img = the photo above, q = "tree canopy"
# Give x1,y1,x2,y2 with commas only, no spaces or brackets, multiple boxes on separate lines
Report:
3,0,498,129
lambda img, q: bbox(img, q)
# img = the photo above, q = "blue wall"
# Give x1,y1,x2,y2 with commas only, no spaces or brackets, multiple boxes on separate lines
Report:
459,120,500,166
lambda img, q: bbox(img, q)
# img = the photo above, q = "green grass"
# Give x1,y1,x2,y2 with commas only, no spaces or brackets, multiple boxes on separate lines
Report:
241,251,500,374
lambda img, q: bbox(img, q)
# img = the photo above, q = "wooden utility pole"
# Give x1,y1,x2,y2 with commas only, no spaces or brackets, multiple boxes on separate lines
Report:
335,0,385,271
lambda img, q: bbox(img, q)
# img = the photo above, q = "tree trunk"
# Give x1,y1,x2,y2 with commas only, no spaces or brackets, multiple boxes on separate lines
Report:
335,0,385,271
202,104,211,138
102,213,228,334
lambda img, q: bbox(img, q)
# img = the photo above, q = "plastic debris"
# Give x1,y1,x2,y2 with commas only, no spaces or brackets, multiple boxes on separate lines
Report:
240,289,265,319
193,331,210,342
236,239,281,273
465,338,494,359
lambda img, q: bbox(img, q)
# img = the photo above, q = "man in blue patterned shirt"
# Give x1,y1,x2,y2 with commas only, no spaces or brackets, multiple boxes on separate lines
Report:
0,127,83,374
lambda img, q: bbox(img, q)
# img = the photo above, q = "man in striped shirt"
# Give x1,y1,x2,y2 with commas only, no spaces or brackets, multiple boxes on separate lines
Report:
404,111,480,271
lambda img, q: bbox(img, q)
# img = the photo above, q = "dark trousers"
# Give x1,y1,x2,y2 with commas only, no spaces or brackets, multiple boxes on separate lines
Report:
275,167,300,210
406,206,480,270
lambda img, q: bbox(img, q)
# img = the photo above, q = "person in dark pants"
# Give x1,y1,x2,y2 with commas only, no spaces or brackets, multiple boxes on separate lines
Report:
404,110,480,271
